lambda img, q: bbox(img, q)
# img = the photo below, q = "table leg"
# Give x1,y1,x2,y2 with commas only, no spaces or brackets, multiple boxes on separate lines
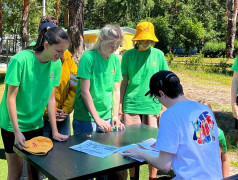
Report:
134,165,140,180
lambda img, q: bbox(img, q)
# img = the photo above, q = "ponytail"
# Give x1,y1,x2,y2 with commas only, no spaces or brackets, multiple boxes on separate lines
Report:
26,27,69,52
33,27,48,52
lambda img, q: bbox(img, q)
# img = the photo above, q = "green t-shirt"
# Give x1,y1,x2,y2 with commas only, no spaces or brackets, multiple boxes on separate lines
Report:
73,50,122,121
232,56,238,94
218,128,227,152
121,47,169,114
0,49,61,132
231,56,238,72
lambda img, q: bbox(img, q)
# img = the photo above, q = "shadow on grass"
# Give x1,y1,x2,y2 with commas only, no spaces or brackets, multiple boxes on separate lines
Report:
157,169,175,178
0,148,6,160
214,111,238,149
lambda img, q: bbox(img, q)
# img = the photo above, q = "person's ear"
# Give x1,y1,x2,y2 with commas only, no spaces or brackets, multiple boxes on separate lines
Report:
158,90,165,97
44,41,49,49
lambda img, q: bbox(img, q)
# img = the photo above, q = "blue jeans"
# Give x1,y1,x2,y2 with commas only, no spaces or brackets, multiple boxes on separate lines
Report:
44,115,71,138
73,119,112,135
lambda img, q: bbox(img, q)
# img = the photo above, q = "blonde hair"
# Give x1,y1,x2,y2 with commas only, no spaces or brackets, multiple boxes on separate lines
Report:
89,24,124,51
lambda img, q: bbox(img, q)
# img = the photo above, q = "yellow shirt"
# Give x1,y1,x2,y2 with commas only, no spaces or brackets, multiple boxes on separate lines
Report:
44,50,78,119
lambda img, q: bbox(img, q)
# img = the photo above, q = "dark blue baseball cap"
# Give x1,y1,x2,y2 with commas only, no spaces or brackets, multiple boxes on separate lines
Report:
38,22,57,33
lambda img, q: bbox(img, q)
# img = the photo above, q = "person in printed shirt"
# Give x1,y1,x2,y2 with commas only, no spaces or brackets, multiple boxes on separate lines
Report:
34,16,78,137
0,27,69,180
120,21,169,180
123,70,222,180
73,24,126,180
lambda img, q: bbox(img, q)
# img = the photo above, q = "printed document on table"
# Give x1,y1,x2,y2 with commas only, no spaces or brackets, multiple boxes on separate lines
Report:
70,140,119,158
116,138,159,162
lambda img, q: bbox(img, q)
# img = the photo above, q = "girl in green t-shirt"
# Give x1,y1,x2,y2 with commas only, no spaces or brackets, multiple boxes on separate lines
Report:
73,24,125,134
0,27,69,180
120,22,169,180
73,25,127,180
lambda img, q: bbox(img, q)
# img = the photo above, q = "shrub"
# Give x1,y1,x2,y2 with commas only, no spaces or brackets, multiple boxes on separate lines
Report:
202,41,226,58
166,50,174,66
184,53,204,70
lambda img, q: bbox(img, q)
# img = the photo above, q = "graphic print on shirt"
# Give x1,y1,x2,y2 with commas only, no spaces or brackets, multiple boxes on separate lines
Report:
191,111,215,144
49,73,54,79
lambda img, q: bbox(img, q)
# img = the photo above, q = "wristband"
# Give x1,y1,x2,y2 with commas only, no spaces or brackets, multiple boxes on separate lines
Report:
232,103,237,106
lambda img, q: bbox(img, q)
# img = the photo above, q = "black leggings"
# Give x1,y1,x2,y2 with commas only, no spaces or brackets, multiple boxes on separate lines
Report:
1,128,43,153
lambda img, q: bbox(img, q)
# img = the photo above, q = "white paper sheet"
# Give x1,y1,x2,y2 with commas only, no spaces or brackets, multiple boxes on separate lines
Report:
116,139,160,162
70,140,119,158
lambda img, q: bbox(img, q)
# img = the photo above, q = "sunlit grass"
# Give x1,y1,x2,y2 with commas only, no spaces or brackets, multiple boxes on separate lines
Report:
171,56,235,65
231,161,238,167
171,66,233,87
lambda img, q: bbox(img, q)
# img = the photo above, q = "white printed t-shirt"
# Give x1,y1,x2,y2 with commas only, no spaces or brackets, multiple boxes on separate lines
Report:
155,100,222,180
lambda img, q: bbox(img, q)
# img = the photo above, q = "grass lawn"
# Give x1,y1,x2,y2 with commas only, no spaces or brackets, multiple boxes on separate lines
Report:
173,56,235,64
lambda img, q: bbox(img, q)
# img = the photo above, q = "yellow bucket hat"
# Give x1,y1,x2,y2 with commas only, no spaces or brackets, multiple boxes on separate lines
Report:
23,136,53,155
132,22,158,42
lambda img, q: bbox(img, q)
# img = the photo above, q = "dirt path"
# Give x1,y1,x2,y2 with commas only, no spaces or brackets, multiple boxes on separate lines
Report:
175,70,238,176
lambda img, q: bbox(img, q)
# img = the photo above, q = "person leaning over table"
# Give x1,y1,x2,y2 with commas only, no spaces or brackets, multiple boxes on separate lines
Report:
73,24,126,180
0,27,69,180
231,56,238,129
123,70,222,180
120,21,169,180
32,16,78,137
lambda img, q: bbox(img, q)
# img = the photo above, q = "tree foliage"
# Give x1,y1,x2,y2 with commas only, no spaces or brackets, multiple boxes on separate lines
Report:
0,0,230,54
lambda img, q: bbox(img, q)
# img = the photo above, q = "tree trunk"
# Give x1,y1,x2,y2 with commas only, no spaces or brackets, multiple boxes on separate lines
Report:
0,0,2,53
64,9,69,28
68,0,84,65
56,0,60,21
21,0,29,49
226,0,238,58
175,0,178,14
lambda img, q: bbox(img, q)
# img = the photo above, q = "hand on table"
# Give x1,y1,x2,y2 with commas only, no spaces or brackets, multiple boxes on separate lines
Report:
95,118,112,132
113,116,125,131
52,132,68,142
14,131,28,150
122,147,143,159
